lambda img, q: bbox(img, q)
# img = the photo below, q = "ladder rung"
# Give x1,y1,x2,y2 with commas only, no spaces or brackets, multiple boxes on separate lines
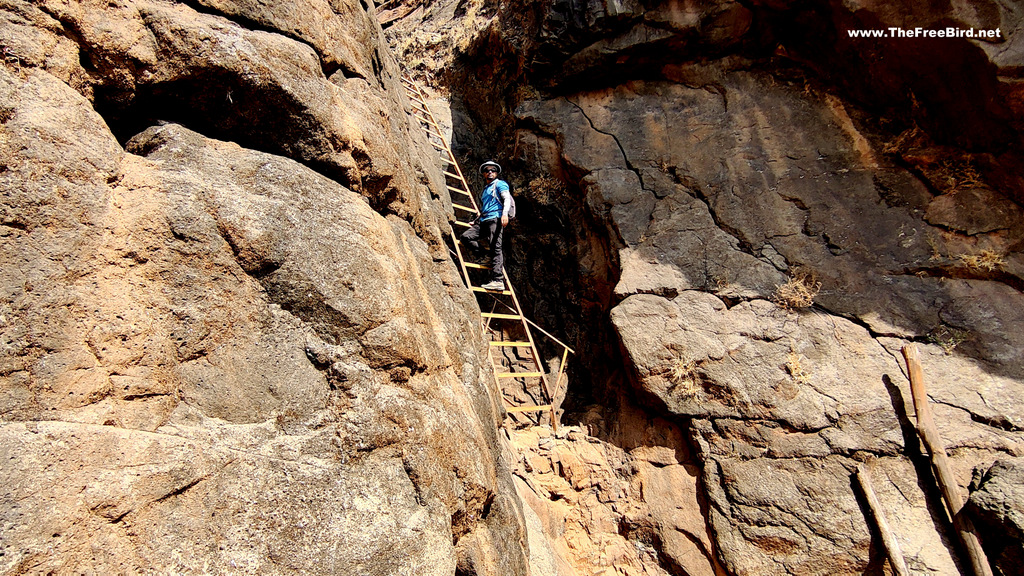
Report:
443,171,463,180
446,185,471,195
454,221,472,227
472,287,511,295
496,372,544,378
506,404,552,413
416,119,440,132
415,114,440,128
464,262,487,269
481,312,522,320
430,141,446,150
453,203,475,212
490,341,532,347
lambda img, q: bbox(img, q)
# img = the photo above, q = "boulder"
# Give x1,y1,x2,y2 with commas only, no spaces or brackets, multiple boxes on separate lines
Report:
967,458,1024,574
0,62,527,574
612,289,1024,574
0,0,449,238
969,458,1024,541
517,71,1024,361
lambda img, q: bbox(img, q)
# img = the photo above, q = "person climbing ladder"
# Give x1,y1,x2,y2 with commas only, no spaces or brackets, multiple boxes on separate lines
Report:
461,160,513,291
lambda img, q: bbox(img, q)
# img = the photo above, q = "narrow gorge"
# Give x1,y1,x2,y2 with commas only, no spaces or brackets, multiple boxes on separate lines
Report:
2,0,1023,575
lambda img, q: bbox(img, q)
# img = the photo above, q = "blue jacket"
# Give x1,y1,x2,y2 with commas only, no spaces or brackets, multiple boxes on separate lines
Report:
479,179,511,221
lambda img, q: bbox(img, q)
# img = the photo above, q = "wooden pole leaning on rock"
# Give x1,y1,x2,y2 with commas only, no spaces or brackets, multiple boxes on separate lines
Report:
901,344,993,576
855,464,910,576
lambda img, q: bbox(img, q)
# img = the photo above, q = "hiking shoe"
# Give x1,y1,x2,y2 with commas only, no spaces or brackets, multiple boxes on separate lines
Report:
481,280,505,291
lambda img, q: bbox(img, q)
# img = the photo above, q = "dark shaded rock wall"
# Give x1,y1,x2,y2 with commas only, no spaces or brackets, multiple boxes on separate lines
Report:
386,0,1024,574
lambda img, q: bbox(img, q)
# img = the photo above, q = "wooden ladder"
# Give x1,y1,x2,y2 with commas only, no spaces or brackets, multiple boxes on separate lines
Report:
401,75,574,429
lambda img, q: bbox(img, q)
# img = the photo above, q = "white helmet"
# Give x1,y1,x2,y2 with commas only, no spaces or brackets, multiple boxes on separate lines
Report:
479,160,502,175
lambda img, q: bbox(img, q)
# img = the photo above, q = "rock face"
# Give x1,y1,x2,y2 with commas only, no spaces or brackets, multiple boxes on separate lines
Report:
1,2,529,574
510,409,717,576
2,0,447,225
968,459,1024,572
386,0,1024,574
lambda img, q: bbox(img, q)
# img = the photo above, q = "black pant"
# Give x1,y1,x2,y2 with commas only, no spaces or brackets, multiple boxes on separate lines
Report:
461,218,505,282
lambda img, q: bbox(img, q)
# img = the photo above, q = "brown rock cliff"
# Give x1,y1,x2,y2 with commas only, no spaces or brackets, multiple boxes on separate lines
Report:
386,0,1024,574
1,1,529,574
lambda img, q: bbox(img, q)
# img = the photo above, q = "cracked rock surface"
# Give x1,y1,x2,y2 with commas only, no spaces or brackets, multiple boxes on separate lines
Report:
527,76,1024,575
509,67,1024,573
510,412,717,576
385,0,1024,574
0,1,529,573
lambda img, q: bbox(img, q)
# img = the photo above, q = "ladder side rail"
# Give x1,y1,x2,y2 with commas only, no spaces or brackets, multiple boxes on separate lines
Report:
448,223,474,290
409,84,482,215
503,267,552,405
404,74,576,430
550,346,570,432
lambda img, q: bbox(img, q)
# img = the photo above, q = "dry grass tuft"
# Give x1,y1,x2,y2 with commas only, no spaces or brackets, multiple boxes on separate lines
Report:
957,250,1005,272
785,352,810,385
528,175,567,204
772,270,821,310
936,158,983,193
666,357,701,397
927,326,970,354
926,233,945,261
513,84,541,105
713,275,732,293
882,126,924,155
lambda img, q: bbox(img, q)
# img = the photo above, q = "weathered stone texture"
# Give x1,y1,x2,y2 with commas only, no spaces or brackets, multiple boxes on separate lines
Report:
505,8,1024,576
968,459,1024,572
510,412,718,576
1,0,449,238
0,2,529,573
384,0,1024,573
518,74,1024,360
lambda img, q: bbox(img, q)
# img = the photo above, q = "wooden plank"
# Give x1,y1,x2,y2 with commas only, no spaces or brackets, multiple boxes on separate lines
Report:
523,316,576,354
454,221,472,228
902,345,992,576
442,171,463,180
446,185,472,196
505,404,552,413
472,287,511,295
504,273,553,409
551,346,569,433
481,312,522,320
490,341,532,347
415,114,441,129
452,203,476,212
855,464,910,576
496,371,544,378
463,262,488,269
